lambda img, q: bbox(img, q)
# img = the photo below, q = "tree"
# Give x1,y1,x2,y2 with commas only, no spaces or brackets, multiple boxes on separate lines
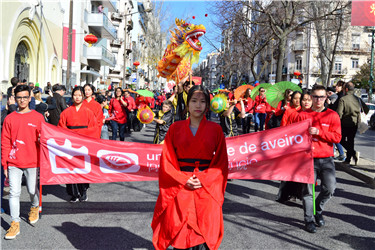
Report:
311,1,351,87
352,62,373,91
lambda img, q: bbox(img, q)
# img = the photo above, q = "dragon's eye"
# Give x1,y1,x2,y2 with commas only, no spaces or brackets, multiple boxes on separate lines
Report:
186,26,191,31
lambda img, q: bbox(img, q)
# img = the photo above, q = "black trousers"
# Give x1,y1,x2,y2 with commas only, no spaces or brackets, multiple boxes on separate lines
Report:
66,183,89,198
340,126,357,161
174,243,209,250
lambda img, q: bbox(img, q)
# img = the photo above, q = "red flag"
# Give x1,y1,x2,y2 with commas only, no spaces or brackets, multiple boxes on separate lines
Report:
39,120,313,185
351,0,375,26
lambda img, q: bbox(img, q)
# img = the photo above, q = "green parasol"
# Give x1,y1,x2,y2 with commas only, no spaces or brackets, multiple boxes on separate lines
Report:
250,83,272,100
136,89,154,97
266,81,302,108
212,88,220,93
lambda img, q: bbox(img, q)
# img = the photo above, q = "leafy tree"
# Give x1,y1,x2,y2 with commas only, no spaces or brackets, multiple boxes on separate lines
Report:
352,62,373,91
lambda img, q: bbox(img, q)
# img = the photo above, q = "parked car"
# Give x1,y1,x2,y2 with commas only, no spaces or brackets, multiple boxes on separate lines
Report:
370,112,375,130
42,94,72,106
365,103,375,124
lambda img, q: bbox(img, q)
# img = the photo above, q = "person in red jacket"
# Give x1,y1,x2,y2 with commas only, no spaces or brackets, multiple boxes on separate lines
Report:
152,85,228,250
254,87,267,132
109,87,128,141
124,90,136,134
296,85,342,234
83,83,103,138
1,85,45,239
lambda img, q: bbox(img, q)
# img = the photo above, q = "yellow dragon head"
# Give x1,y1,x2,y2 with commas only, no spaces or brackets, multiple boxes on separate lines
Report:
171,18,206,64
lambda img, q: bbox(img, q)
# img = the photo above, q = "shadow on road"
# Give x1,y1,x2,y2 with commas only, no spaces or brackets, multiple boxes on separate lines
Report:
54,222,154,249
332,233,375,250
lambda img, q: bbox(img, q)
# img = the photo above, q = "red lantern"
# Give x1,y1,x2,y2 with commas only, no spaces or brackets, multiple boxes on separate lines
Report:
294,71,301,76
133,61,140,67
84,34,98,47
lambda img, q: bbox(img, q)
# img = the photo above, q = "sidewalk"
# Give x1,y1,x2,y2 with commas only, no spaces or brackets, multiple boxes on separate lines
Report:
335,157,375,189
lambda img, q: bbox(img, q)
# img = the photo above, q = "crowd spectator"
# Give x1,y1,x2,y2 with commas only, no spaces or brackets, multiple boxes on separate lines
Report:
46,84,67,125
254,87,267,132
153,100,174,144
109,87,128,141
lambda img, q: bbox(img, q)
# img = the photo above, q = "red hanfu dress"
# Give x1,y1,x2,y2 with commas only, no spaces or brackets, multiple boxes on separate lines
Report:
58,104,97,137
83,99,103,138
152,117,228,250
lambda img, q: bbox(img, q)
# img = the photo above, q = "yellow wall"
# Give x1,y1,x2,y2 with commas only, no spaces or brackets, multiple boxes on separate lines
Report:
1,1,64,93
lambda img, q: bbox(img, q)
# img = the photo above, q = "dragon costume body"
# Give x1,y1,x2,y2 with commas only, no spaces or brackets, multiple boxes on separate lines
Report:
157,18,206,82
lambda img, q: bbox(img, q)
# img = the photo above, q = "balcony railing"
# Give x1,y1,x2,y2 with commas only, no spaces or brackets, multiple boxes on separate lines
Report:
85,11,117,39
84,44,116,67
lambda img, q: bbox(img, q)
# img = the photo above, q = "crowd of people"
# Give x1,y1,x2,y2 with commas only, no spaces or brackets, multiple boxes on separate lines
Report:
0,75,370,248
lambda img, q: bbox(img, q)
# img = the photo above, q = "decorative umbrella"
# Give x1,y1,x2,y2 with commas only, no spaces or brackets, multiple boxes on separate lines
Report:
125,89,137,94
218,89,230,93
250,83,272,100
210,94,227,113
136,89,154,97
266,81,302,108
212,88,220,93
234,85,254,100
137,106,155,124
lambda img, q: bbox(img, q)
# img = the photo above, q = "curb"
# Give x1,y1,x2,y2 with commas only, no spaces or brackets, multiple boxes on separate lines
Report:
335,161,375,189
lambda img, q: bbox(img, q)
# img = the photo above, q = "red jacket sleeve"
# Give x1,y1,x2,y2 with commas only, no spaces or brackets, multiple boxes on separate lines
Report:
1,118,11,168
316,111,342,144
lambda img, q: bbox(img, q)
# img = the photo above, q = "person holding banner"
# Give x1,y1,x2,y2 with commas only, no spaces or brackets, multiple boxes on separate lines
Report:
2,85,45,239
58,86,97,202
152,85,228,250
83,83,103,139
296,85,341,233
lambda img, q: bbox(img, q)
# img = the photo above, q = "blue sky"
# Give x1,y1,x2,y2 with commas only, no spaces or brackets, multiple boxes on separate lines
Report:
156,0,222,65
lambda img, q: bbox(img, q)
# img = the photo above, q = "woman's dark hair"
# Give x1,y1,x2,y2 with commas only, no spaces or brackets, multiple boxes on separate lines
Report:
258,87,265,95
114,87,123,97
290,90,302,107
83,83,96,95
284,89,293,100
300,90,311,107
244,88,251,98
187,85,210,110
96,94,107,104
184,81,196,87
72,86,84,98
14,85,30,96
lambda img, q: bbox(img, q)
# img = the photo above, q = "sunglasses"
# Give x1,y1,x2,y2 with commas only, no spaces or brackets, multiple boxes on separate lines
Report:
312,95,326,100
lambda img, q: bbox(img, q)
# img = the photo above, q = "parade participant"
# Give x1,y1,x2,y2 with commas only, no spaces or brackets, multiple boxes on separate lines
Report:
109,87,128,141
46,84,67,126
240,88,254,134
280,90,302,126
253,87,267,132
337,82,369,165
83,83,103,138
2,85,45,239
153,100,174,144
220,96,246,137
96,95,110,140
276,90,307,203
124,90,136,134
152,85,228,250
296,85,342,233
176,75,195,121
267,89,293,129
58,86,97,202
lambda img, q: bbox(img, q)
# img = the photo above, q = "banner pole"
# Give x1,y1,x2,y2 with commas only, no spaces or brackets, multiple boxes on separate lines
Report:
313,183,316,215
39,183,43,218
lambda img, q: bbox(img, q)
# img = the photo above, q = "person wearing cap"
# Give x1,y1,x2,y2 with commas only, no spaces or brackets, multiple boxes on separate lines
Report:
34,83,43,94
46,84,67,125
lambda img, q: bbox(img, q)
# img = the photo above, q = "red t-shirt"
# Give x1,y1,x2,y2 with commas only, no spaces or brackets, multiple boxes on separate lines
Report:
296,108,342,158
2,110,45,169
109,98,128,124
254,95,267,113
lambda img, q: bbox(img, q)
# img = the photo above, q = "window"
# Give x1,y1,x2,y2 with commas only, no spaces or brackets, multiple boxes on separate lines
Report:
295,58,302,71
352,59,359,69
352,34,360,50
334,63,342,73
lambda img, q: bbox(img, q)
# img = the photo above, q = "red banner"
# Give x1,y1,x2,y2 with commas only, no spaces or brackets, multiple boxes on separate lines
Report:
63,27,75,62
351,0,375,26
39,120,314,185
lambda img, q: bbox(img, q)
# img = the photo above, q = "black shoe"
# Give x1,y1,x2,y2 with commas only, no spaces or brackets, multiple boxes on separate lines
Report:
305,222,317,233
79,193,88,202
334,155,346,161
70,197,79,203
315,214,325,227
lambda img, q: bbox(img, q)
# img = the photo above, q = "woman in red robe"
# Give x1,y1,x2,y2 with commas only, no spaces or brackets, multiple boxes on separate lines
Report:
83,83,103,138
152,85,228,250
280,90,302,127
58,86,97,202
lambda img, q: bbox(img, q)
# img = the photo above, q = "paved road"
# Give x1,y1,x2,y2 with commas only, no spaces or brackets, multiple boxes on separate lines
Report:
2,119,374,249
355,128,375,161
